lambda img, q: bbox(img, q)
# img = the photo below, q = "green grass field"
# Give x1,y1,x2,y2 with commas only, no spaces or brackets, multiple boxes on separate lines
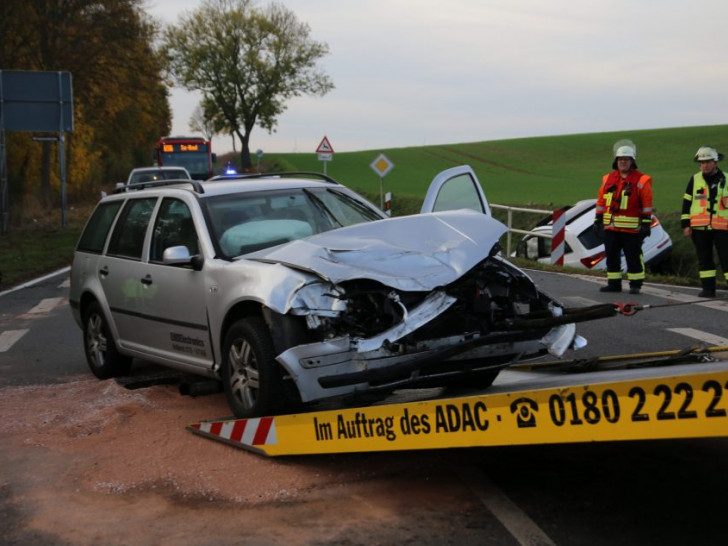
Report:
264,124,728,215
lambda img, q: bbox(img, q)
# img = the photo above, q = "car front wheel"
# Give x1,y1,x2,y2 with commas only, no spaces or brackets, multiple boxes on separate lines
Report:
221,317,287,418
83,301,132,379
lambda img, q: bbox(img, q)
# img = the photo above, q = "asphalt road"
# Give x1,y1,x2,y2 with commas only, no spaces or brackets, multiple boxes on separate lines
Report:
4,266,727,387
2,267,728,545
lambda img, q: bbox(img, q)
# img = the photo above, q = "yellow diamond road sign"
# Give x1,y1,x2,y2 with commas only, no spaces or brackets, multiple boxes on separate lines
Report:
370,153,394,177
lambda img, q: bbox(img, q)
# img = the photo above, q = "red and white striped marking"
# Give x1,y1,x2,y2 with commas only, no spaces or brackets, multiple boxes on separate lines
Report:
550,209,566,266
189,417,277,449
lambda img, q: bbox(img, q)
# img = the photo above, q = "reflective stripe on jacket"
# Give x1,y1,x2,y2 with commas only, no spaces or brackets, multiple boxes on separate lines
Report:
688,171,728,230
595,169,653,233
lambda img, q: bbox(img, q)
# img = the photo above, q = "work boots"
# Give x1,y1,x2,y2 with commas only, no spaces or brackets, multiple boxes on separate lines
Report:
698,277,716,298
599,281,622,293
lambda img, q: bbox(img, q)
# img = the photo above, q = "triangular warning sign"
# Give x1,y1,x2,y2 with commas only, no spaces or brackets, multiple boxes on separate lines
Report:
316,136,334,154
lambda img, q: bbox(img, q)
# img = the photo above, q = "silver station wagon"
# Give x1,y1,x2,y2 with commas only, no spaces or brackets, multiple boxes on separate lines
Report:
69,166,588,417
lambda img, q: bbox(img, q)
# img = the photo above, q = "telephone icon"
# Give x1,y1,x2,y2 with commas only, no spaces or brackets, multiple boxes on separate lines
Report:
510,397,538,428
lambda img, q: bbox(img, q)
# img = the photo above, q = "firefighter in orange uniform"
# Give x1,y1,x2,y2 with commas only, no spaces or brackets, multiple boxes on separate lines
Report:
593,140,653,294
680,146,728,298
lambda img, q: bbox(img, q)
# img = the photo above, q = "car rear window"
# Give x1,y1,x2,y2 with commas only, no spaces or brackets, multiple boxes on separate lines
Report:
130,169,189,184
577,225,602,251
76,201,123,253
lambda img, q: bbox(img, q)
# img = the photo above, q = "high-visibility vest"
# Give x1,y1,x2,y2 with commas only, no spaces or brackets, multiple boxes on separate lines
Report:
689,172,728,230
596,170,652,232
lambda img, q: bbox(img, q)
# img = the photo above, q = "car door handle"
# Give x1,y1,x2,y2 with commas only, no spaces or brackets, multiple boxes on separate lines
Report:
99,265,109,277
141,274,153,286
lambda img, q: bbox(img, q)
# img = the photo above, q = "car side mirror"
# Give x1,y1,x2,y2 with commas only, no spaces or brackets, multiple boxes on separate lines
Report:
163,246,204,271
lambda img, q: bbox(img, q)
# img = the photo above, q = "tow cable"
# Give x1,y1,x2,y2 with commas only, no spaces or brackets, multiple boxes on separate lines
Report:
615,294,728,316
513,344,728,373
511,295,728,372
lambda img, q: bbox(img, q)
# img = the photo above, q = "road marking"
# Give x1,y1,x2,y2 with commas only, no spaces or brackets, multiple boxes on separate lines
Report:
641,286,728,312
0,294,65,354
572,274,728,312
667,328,728,346
0,330,29,352
0,266,70,298
59,278,70,289
27,297,64,314
460,466,556,546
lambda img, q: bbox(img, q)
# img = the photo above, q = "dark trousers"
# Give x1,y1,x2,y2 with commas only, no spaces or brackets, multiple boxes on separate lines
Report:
691,228,728,283
603,230,645,288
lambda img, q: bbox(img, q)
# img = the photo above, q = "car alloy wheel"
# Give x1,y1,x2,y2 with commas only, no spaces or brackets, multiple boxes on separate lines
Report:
221,317,284,418
83,301,131,379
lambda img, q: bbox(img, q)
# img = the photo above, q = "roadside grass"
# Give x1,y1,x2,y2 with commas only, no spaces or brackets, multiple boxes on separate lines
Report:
0,204,92,290
6,124,726,291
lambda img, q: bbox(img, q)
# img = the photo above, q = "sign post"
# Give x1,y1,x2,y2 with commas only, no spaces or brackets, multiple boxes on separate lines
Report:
316,136,334,176
369,153,394,211
0,70,74,234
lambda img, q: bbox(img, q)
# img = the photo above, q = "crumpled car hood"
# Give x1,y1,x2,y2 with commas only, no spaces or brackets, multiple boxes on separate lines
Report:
244,210,507,291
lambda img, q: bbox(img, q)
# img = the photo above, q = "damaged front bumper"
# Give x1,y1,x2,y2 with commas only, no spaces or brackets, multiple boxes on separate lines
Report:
275,295,610,403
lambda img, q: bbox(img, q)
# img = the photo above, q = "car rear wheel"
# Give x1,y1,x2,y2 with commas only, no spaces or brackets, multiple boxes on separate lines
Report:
83,301,132,379
221,317,287,418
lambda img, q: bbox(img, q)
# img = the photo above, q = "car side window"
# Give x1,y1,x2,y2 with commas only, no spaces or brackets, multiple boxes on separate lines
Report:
106,198,157,260
76,201,123,253
430,173,486,213
150,198,198,262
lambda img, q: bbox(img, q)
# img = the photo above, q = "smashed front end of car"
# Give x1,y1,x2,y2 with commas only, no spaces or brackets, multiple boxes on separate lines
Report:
247,210,591,403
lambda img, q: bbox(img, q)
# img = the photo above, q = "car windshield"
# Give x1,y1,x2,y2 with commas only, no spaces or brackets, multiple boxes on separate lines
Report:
129,169,189,184
203,187,383,258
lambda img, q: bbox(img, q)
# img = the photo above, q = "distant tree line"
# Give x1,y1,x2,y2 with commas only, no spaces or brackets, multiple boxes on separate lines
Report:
0,0,171,217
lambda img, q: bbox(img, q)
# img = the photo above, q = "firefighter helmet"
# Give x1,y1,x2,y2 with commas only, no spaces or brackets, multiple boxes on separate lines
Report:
693,146,724,163
614,145,636,159
612,139,637,169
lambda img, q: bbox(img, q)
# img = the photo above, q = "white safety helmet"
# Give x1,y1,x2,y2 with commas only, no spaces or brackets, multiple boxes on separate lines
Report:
614,145,636,160
693,146,724,163
612,139,637,169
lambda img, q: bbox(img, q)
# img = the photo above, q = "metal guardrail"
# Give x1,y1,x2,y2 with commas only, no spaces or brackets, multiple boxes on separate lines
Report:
490,203,553,257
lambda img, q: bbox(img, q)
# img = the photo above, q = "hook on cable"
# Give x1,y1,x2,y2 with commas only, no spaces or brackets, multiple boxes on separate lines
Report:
615,302,650,316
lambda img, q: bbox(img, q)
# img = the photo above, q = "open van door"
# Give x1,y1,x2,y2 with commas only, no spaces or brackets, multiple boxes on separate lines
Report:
420,165,490,215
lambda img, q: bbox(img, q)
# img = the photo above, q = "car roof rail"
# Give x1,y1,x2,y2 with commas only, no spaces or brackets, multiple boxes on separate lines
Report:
214,171,340,184
114,179,205,194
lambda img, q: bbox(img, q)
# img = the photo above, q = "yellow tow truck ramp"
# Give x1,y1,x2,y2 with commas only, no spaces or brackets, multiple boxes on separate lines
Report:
188,360,728,457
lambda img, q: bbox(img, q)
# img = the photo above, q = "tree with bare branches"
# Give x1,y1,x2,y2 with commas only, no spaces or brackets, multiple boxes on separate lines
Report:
162,0,333,171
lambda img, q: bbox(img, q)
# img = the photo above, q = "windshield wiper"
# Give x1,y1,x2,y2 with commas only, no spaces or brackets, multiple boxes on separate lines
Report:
303,188,343,228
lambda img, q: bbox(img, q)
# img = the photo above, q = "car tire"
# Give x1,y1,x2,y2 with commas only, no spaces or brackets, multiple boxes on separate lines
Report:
83,301,132,379
221,317,287,418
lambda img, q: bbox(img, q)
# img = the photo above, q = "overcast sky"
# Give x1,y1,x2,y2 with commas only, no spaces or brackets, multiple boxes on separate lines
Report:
146,0,728,155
